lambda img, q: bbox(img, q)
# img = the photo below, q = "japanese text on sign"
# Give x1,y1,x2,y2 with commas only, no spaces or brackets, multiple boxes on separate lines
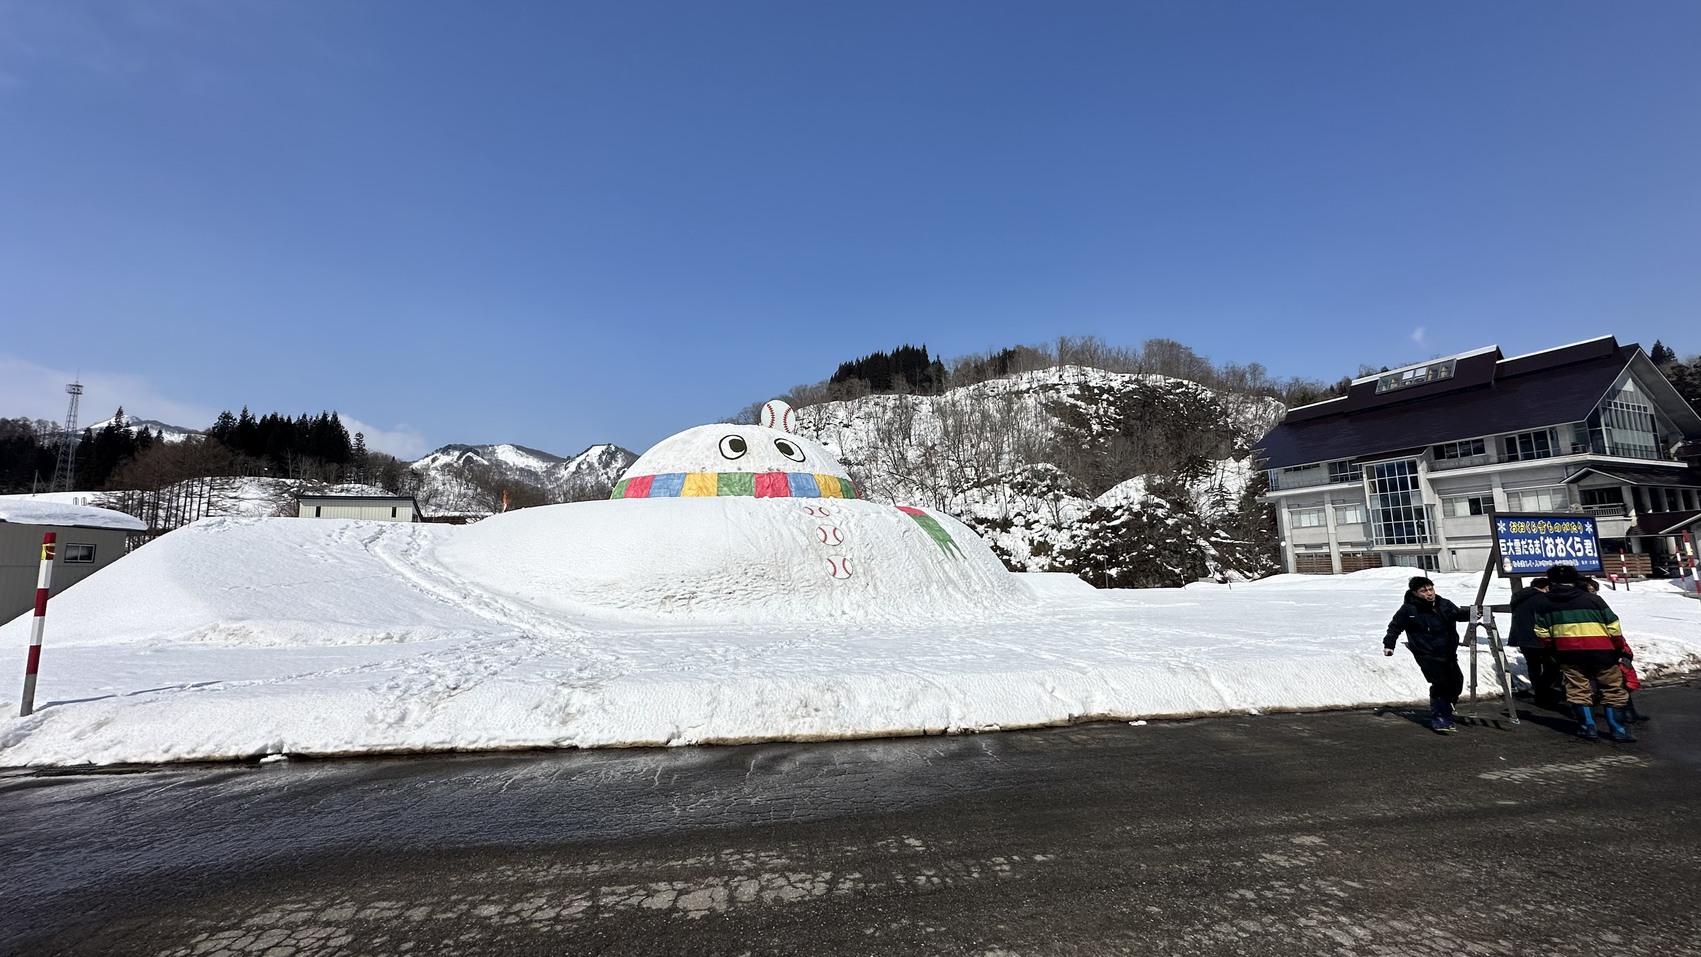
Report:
1492,513,1603,574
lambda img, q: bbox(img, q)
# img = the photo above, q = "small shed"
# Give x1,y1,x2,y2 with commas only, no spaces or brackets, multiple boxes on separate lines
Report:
0,498,146,625
294,494,423,523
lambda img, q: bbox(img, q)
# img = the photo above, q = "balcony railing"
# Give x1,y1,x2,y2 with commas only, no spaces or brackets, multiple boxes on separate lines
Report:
1428,453,1493,472
1269,470,1357,491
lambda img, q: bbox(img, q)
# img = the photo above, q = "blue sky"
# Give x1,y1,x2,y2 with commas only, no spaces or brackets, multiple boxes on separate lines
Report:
2,1,1697,458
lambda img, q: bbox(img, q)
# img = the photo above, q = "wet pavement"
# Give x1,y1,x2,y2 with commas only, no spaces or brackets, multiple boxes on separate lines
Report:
5,682,1699,956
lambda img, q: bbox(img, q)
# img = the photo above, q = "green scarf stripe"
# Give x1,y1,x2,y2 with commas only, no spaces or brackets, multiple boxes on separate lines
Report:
717,472,755,496
908,513,964,559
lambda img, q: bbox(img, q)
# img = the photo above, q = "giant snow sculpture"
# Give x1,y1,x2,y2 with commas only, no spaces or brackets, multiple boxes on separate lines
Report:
436,402,1027,622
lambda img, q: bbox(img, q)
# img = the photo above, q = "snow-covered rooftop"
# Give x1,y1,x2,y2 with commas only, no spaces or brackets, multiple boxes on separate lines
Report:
0,497,147,532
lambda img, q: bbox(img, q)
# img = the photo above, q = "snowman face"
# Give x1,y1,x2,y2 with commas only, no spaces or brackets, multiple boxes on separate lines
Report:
621,424,851,480
716,432,808,466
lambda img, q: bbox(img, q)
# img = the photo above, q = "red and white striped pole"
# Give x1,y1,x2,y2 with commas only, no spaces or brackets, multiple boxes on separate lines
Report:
19,532,56,717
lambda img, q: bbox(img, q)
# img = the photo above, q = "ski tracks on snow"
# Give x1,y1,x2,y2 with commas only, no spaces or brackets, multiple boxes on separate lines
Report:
329,524,624,734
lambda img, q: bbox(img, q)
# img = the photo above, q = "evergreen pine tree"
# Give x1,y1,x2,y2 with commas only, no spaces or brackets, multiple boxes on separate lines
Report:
209,410,238,444
352,432,369,483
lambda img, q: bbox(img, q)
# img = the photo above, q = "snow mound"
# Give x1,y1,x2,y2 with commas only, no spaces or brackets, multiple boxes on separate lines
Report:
439,497,1026,622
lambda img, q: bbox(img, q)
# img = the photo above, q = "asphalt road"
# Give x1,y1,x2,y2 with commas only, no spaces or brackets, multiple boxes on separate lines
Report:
5,683,1699,957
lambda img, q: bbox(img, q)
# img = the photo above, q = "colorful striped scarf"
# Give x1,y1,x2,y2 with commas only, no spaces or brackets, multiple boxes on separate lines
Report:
612,472,859,500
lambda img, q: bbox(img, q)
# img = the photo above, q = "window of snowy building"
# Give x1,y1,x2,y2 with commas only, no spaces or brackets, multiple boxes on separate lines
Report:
1374,359,1456,394
1442,494,1495,517
1507,486,1568,511
63,544,96,564
1367,459,1428,545
1432,439,1485,461
1579,488,1624,510
1290,507,1326,528
1501,429,1556,462
1328,461,1363,484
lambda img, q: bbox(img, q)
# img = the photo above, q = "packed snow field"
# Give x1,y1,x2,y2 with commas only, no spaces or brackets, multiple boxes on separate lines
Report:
3,502,1698,768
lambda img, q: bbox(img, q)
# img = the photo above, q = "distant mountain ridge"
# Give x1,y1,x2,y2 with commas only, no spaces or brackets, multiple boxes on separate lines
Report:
408,442,637,514
82,415,202,444
60,413,638,515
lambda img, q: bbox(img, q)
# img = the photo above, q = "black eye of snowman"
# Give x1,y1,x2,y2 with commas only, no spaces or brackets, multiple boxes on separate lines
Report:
718,435,749,460
773,438,806,462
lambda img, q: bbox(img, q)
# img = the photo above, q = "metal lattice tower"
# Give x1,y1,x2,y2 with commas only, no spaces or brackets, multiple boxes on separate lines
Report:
51,382,84,492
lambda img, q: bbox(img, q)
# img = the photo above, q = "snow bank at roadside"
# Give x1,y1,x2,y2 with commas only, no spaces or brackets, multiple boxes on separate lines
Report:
2,512,1696,768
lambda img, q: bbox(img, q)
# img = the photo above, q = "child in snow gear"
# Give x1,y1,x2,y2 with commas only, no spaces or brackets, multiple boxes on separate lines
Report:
1384,576,1470,733
1620,659,1647,723
1532,564,1637,743
1506,577,1563,706
1582,577,1647,724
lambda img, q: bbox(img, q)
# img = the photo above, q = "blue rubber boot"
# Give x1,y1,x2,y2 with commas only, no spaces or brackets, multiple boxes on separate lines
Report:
1603,706,1637,743
1572,705,1599,741
1430,697,1457,733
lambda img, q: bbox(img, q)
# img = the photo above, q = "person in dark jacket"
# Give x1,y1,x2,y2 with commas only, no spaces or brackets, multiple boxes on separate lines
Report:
1506,577,1562,706
1383,575,1471,733
1532,563,1636,743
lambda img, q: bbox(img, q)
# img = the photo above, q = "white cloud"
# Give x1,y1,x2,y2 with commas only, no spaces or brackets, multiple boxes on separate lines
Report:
1410,326,1426,345
338,414,429,460
0,355,219,431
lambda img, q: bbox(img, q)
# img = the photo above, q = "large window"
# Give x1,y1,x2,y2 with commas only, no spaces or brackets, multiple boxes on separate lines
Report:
1375,360,1456,394
1501,429,1556,462
1432,439,1486,461
1587,387,1661,460
1507,486,1567,511
1290,507,1327,528
1334,503,1366,524
1328,461,1363,484
1368,459,1428,545
1442,494,1495,517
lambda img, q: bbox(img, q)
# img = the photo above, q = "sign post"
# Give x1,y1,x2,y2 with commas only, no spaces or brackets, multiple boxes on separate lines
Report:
1459,541,1517,725
1464,513,1606,726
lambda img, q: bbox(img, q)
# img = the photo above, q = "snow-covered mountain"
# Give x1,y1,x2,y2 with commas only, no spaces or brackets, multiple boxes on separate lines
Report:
80,414,202,443
793,365,1286,584
408,442,637,515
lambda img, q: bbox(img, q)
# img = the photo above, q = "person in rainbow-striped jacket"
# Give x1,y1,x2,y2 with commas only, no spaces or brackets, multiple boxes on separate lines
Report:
1532,563,1637,743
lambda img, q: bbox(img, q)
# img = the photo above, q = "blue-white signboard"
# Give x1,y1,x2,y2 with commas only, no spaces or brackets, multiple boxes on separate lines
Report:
1492,513,1603,575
